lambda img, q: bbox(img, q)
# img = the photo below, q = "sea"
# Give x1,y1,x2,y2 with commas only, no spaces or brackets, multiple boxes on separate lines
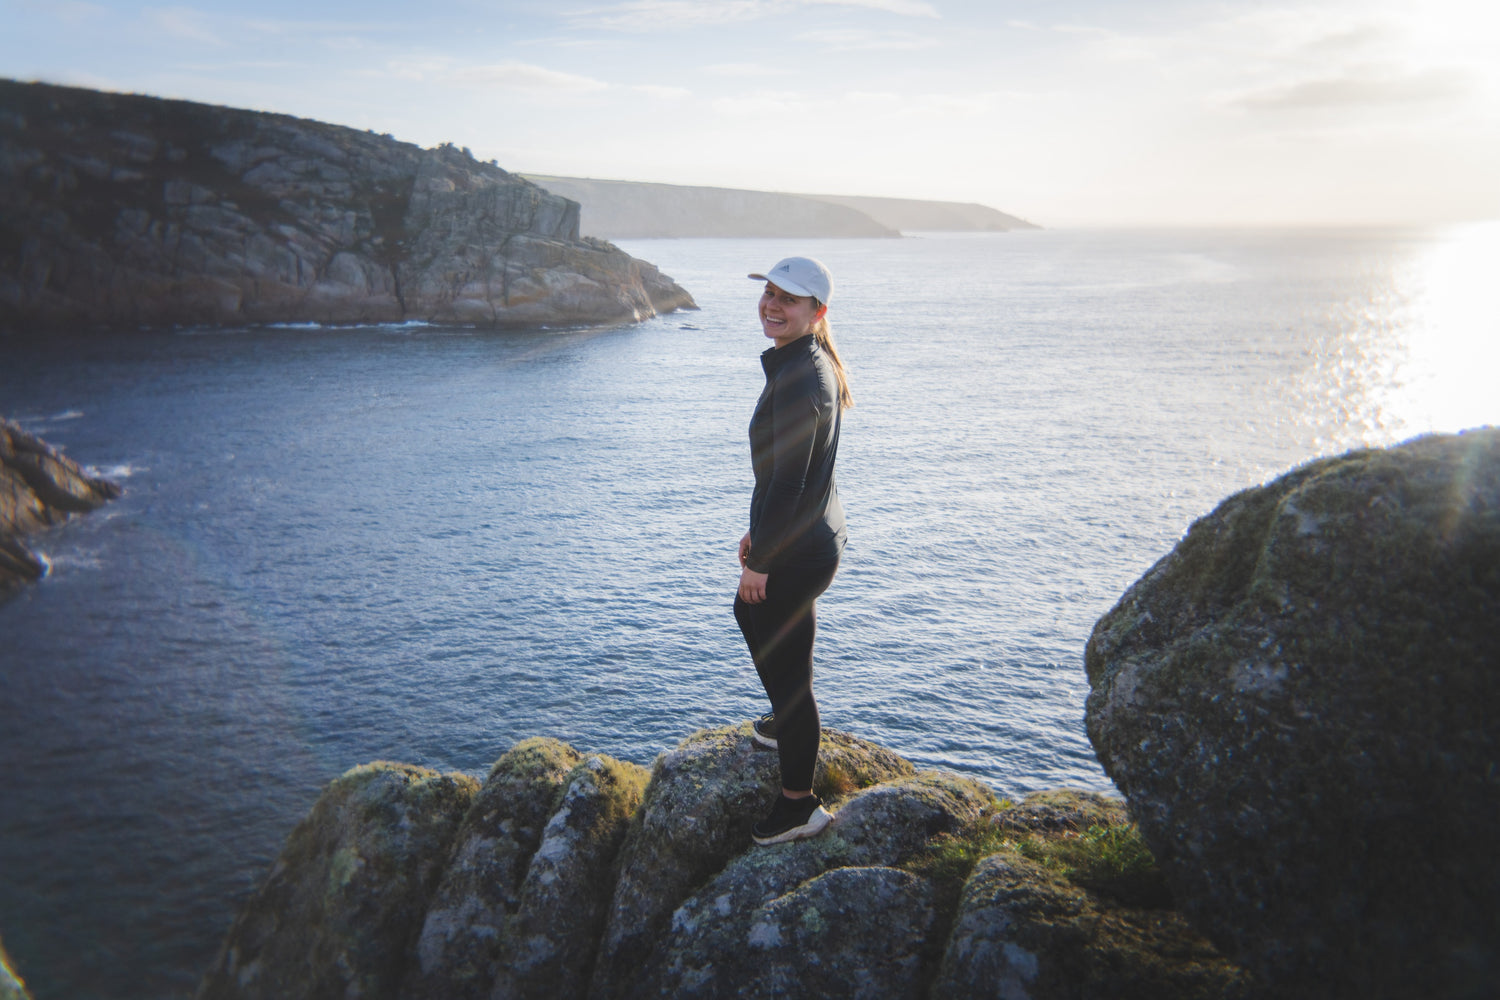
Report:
1,226,1496,999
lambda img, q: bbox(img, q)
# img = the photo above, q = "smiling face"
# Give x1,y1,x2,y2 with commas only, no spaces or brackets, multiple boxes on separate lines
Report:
759,282,826,348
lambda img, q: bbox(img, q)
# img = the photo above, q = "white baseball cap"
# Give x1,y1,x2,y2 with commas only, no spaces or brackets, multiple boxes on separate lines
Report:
748,256,833,305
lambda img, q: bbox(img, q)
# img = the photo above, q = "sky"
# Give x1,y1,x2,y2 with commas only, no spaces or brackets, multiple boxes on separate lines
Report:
3,0,1497,227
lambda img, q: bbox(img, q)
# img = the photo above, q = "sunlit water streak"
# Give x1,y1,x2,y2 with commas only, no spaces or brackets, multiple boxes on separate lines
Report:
0,228,1493,999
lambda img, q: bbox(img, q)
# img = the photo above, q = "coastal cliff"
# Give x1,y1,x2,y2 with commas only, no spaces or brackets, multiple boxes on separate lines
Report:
0,80,696,332
0,418,120,593
521,176,1038,239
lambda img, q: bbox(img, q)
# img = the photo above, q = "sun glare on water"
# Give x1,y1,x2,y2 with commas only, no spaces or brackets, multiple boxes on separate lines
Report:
1295,221,1500,455
1382,220,1500,436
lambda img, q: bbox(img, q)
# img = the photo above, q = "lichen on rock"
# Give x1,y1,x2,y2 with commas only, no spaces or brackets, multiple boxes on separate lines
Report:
196,761,479,1000
399,737,581,1000
587,724,913,999
645,770,997,998
933,850,1255,1000
488,753,650,1000
199,725,1260,1000
1085,428,1500,998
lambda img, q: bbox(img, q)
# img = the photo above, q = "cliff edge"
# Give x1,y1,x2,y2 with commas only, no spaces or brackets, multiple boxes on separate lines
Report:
196,728,1247,1000
0,80,696,332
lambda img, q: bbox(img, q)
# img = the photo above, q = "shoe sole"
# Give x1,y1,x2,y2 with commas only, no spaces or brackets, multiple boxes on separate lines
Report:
752,730,778,750
752,806,833,846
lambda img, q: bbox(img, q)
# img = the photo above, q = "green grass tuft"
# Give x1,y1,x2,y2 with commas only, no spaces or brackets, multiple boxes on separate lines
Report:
905,821,1171,909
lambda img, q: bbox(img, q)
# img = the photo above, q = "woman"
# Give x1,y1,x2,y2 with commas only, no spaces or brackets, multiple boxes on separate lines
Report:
734,255,853,846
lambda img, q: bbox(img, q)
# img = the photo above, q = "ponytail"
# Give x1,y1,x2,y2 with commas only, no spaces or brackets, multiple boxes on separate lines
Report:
810,307,853,411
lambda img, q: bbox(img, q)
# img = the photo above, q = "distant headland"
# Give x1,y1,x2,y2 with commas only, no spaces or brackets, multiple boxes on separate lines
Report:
0,80,696,333
522,175,1041,239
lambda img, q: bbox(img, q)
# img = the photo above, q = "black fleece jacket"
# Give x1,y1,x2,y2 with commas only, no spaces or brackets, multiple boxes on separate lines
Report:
745,334,846,573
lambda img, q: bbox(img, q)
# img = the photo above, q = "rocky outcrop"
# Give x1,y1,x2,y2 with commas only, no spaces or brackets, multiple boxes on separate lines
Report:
0,80,695,332
934,791,1254,1000
589,725,914,996
1085,428,1500,999
200,726,1248,1000
401,738,583,1000
636,772,993,998
0,417,121,592
197,763,480,1000
488,752,648,1000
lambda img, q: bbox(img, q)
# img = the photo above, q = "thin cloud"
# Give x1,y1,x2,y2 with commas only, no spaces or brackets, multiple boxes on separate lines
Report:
845,88,1001,117
1298,24,1391,57
1233,67,1475,111
633,83,693,99
377,55,455,82
571,0,937,31
450,61,611,93
144,6,223,46
239,17,405,36
710,89,810,116
572,1,773,30
814,0,938,15
796,28,939,51
22,0,106,24
702,62,779,76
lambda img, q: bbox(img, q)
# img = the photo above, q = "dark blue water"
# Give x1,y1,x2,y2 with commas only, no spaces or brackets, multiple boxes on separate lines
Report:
1,229,1488,999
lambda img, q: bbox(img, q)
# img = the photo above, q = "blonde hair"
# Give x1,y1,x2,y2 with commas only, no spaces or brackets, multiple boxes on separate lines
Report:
810,304,853,410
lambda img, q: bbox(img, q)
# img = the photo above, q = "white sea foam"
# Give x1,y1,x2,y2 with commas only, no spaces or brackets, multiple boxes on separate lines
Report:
87,464,138,479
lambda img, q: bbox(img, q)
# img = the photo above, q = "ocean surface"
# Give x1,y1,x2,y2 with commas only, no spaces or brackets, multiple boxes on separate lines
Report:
1,227,1496,999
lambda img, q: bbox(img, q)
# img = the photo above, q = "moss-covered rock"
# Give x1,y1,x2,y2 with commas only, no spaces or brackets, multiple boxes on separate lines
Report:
1085,428,1500,998
933,851,1256,1000
196,762,478,1000
587,723,913,999
489,753,650,1000
400,738,581,1000
737,866,938,999
990,788,1129,834
645,771,997,998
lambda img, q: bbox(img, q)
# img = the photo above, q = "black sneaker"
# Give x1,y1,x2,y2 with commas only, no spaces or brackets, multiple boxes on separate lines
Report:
752,713,778,750
752,793,832,846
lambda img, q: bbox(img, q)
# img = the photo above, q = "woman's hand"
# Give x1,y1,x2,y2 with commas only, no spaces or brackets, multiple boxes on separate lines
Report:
738,566,769,604
738,533,768,602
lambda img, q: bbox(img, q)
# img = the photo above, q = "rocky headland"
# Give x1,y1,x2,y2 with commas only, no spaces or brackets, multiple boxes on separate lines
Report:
0,418,120,593
0,80,696,332
190,426,1498,1000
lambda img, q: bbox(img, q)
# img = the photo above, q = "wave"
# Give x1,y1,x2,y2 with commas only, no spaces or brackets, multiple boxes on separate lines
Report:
87,464,139,480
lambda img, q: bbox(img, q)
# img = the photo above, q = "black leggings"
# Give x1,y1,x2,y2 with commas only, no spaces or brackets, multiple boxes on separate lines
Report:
733,560,838,792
